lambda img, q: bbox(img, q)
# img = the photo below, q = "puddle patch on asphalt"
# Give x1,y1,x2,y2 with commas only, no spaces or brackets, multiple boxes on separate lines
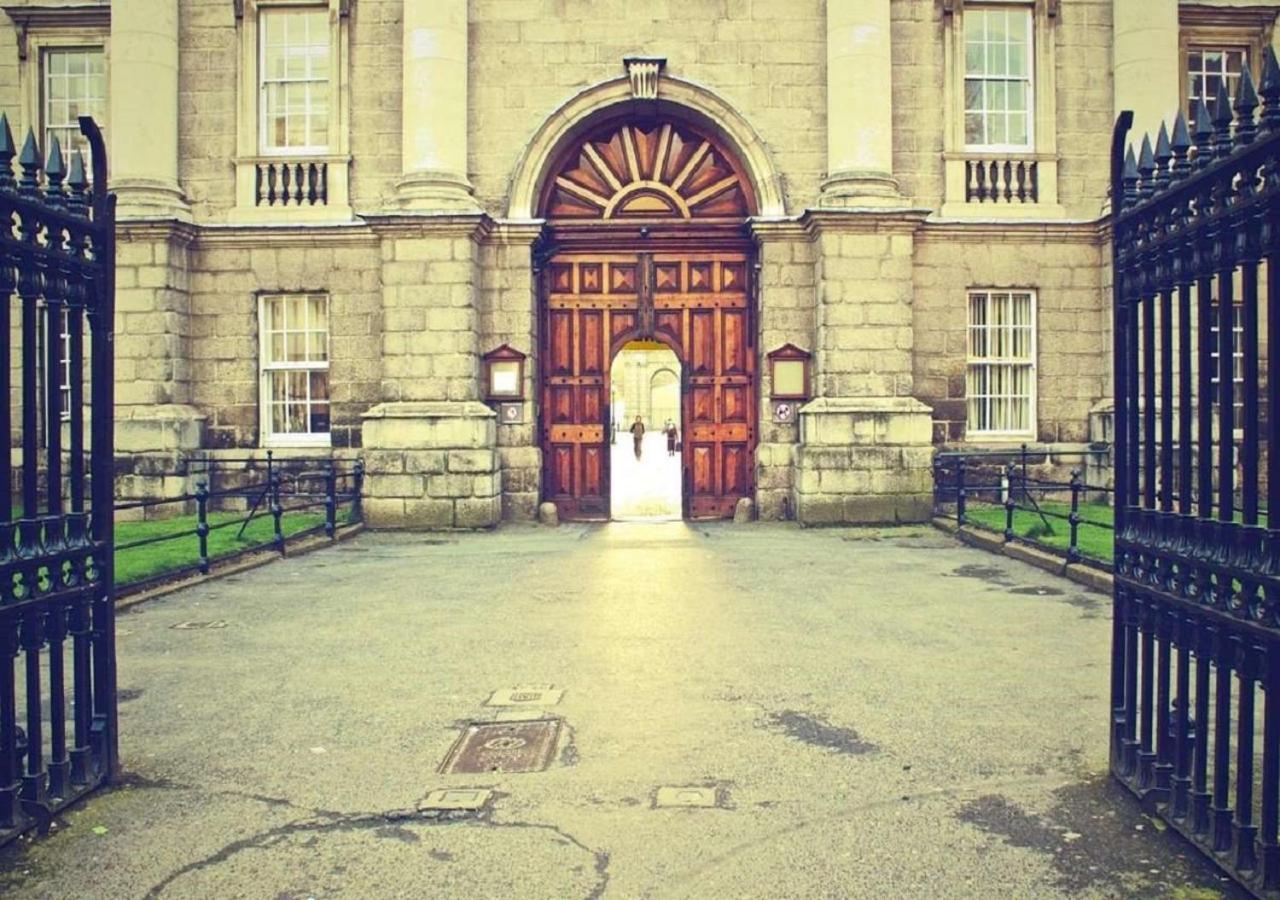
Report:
761,710,878,755
1008,586,1064,596
955,779,1247,896
948,564,1015,586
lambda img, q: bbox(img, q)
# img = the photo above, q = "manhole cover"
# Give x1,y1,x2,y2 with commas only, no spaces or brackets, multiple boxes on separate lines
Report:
439,720,560,774
486,686,563,707
654,786,719,808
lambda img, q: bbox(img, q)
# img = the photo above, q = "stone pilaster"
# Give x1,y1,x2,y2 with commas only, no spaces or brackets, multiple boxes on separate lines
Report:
820,0,901,206
478,223,543,522
1113,0,1180,144
109,0,189,222
750,219,817,520
792,210,934,526
394,0,478,211
378,219,485,403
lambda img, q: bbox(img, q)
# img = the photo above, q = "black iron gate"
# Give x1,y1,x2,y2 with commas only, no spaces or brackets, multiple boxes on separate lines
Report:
1111,53,1280,895
0,113,117,846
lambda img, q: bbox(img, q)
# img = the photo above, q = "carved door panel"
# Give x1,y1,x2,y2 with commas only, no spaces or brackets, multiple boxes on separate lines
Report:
541,253,641,520
540,249,754,521
653,253,755,519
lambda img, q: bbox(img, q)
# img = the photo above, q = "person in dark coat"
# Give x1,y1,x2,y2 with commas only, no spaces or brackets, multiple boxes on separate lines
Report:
629,416,645,460
665,420,678,456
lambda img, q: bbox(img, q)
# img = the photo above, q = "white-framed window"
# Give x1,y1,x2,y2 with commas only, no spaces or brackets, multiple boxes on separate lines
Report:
966,289,1036,436
1186,46,1248,118
963,6,1034,150
258,7,331,155
258,294,331,445
36,305,74,447
41,46,106,165
1209,302,1245,420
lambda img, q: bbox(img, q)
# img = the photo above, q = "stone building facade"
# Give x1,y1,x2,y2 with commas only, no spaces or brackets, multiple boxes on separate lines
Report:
0,0,1263,526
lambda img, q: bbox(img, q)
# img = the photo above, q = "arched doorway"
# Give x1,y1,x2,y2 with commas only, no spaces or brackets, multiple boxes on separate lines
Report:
538,114,757,521
610,341,682,520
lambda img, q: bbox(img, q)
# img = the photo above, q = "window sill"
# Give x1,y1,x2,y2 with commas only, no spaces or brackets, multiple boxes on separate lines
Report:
263,436,332,450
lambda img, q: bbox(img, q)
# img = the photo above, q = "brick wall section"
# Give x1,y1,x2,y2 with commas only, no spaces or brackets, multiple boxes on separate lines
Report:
347,0,402,211
0,18,18,116
814,223,917,399
890,0,945,211
189,236,383,448
755,231,816,520
912,227,1107,445
115,227,193,406
468,0,826,216
477,234,540,520
1055,0,1115,220
179,0,238,221
380,227,481,403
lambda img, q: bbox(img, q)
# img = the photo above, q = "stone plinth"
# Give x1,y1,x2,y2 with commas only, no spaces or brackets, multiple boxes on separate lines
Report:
361,401,499,529
114,404,206,514
792,396,934,525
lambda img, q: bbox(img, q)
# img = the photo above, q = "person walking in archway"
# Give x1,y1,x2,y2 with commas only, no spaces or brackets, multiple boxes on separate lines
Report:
665,419,679,457
629,415,646,460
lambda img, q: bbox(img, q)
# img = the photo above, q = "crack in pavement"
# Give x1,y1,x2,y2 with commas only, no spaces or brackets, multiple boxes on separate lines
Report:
141,808,610,900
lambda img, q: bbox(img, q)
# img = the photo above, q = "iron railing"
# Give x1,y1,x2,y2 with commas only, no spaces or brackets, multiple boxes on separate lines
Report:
933,446,1114,568
0,113,116,848
1111,48,1280,897
114,454,364,594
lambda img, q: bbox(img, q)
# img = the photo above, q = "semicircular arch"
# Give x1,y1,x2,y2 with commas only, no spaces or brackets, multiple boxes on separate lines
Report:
507,76,786,220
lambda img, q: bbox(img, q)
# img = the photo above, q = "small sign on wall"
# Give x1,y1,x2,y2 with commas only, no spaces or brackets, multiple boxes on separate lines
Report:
499,402,524,425
772,400,796,424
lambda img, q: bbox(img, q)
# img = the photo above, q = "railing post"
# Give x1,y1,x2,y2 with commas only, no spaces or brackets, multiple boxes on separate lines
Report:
270,466,284,556
1004,462,1016,542
195,481,210,575
325,460,337,540
956,457,967,526
1020,442,1029,503
352,458,364,522
1068,469,1082,564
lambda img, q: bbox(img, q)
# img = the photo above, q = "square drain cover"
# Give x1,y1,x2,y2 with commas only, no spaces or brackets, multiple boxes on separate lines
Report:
420,789,492,811
439,719,560,774
655,787,719,808
487,687,563,707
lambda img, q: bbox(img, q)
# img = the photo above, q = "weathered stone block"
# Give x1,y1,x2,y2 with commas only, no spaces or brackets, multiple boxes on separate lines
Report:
403,498,456,529
448,449,497,473
456,496,500,528
367,473,425,499
427,473,475,498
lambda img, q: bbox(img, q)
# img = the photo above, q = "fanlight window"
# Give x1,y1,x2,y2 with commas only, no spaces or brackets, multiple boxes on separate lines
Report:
543,120,752,220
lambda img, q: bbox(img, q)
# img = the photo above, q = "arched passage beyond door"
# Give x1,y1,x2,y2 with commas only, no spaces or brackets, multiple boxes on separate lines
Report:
538,114,757,521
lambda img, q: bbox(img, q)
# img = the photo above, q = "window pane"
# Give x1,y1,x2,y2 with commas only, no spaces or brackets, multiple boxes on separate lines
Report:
1008,113,1028,147
964,80,984,112
966,41,984,74
964,113,985,145
1007,40,1026,78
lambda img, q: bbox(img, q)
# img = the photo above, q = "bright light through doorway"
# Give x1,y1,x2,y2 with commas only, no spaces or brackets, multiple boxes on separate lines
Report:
610,341,682,520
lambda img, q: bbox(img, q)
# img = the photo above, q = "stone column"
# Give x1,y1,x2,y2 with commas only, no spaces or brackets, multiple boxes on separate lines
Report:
109,0,189,221
820,0,901,206
395,0,478,211
1113,0,1180,144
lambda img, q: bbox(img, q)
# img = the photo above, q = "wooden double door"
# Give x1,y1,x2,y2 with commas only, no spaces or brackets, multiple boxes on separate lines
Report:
541,249,756,520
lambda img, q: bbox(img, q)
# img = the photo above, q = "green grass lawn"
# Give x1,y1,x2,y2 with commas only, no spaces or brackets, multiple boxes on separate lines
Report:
962,498,1116,564
114,508,330,586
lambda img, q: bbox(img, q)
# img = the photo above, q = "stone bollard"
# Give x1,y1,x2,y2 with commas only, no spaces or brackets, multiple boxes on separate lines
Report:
733,497,754,524
538,502,559,527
